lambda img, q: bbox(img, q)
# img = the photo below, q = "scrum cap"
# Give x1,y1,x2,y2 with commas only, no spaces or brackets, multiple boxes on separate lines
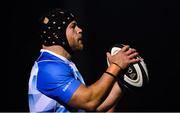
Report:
39,8,76,54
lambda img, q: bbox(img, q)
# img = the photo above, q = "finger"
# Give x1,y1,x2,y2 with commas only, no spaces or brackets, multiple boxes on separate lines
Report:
106,52,112,64
121,45,130,52
125,48,136,55
106,52,111,58
128,52,139,59
130,58,141,64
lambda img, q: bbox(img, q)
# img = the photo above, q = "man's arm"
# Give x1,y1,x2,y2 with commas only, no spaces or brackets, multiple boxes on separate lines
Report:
68,45,139,111
68,64,120,111
96,82,123,112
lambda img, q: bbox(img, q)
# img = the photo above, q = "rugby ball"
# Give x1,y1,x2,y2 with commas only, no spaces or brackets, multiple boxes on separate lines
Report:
107,44,149,91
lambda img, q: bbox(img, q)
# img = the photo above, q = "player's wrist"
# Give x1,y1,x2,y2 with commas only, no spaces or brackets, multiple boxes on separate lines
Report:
106,64,121,76
104,71,117,80
111,62,123,70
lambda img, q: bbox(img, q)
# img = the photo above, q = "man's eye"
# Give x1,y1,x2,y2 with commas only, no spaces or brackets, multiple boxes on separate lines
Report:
71,23,76,28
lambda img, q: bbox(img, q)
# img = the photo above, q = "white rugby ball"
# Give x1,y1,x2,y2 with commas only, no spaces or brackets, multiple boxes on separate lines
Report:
107,44,149,90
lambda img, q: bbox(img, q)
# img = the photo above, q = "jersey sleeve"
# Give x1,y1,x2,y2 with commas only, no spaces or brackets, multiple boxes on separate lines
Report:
37,61,82,104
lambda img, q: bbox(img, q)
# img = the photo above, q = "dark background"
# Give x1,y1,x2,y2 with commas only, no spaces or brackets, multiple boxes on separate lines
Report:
6,0,179,112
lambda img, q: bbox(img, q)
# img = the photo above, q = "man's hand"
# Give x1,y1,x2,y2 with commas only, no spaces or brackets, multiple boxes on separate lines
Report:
106,45,140,70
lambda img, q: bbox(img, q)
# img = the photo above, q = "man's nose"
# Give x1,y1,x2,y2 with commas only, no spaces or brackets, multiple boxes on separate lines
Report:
76,26,82,33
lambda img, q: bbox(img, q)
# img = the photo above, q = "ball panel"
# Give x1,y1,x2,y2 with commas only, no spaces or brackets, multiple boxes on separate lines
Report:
124,63,143,87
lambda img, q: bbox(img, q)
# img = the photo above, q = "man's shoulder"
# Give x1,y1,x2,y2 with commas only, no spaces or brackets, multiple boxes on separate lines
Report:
35,50,73,75
38,59,71,72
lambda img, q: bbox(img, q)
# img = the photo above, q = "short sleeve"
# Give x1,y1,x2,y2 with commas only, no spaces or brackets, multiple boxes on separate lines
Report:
37,61,82,104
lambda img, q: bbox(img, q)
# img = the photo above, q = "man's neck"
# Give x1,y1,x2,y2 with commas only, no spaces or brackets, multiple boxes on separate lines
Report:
42,45,71,60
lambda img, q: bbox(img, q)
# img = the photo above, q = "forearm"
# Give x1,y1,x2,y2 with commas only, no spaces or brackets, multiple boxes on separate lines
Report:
88,63,124,108
86,73,116,109
96,82,122,112
68,64,122,111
